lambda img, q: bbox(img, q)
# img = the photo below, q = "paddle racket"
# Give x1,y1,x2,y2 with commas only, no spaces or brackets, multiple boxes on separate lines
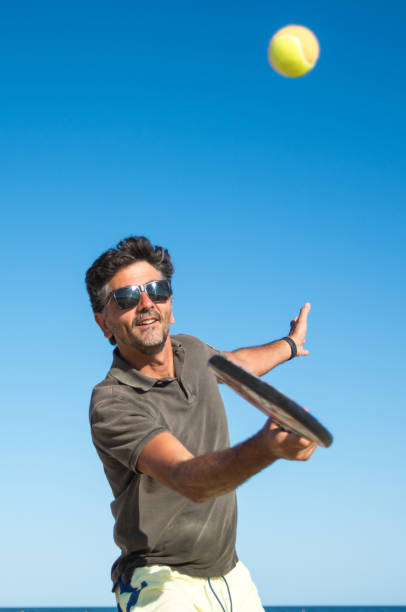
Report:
208,354,333,448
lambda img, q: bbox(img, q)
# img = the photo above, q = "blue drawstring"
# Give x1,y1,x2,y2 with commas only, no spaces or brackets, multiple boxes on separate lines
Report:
207,575,233,612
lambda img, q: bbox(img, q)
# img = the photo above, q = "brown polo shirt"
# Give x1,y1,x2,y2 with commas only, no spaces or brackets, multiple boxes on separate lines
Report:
90,333,238,586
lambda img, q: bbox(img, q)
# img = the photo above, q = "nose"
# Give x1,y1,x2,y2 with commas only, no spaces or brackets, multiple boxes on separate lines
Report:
137,289,155,310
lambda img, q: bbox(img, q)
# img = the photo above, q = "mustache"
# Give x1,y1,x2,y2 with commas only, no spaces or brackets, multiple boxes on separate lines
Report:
133,309,161,326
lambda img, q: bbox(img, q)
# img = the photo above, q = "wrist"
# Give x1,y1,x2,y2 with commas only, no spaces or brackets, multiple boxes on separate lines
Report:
281,336,297,359
257,423,281,463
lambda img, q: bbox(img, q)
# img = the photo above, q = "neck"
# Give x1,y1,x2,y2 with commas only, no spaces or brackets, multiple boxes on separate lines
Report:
117,337,175,378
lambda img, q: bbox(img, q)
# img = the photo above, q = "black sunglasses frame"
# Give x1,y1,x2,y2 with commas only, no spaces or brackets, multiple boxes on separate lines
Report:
104,279,172,310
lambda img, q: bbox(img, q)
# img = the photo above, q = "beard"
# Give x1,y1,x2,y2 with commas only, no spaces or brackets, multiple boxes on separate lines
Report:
130,308,170,355
131,330,169,355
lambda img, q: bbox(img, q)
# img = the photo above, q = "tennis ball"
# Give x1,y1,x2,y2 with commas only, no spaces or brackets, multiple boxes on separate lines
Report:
268,25,320,78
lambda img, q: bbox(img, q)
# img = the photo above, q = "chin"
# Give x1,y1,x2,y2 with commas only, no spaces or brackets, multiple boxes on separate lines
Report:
134,330,169,355
137,341,167,355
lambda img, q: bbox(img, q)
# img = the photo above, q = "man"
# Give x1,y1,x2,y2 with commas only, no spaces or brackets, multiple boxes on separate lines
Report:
86,235,316,612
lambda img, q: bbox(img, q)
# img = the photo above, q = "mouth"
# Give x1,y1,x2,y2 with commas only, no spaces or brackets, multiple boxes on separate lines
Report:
135,311,161,327
136,318,159,327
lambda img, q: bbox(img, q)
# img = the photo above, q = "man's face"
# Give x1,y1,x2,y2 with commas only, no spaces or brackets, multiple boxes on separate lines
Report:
95,261,174,356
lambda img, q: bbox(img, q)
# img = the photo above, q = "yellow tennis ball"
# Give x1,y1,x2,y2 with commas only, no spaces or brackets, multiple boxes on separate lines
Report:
268,25,320,78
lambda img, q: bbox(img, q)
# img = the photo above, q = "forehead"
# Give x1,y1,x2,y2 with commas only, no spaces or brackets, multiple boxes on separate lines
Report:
109,261,162,290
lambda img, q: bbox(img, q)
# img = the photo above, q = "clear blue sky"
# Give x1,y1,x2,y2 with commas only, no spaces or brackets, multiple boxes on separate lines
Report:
1,0,405,607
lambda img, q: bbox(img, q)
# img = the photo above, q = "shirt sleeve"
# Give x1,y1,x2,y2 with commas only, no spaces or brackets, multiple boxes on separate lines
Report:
204,342,228,383
90,385,168,472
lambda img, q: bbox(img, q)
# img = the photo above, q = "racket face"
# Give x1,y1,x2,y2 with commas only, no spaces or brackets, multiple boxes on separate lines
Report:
209,355,333,448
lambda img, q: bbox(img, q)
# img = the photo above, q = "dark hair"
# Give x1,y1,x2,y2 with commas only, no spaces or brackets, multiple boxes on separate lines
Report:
85,236,174,314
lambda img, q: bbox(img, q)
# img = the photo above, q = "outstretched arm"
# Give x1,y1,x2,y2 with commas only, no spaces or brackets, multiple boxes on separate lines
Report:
137,419,316,503
223,302,311,376
136,302,315,502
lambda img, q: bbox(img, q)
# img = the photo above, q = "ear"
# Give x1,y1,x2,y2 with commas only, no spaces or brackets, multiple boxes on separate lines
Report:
94,312,114,339
169,296,175,324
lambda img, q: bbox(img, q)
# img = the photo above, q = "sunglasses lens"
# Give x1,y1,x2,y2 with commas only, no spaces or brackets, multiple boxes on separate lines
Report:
146,280,172,302
112,280,172,310
114,286,141,309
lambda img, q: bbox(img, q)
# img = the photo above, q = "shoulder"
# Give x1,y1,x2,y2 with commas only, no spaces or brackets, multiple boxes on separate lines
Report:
171,334,225,378
172,333,204,348
172,333,222,355
89,378,139,424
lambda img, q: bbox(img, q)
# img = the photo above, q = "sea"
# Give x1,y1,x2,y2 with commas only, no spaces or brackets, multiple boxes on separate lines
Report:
1,607,405,612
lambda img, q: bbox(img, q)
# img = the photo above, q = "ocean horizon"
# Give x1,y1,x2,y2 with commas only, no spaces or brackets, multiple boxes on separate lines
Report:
1,606,405,612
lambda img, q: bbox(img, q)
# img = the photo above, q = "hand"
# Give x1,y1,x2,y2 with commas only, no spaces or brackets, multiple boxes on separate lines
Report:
264,419,317,461
289,302,311,356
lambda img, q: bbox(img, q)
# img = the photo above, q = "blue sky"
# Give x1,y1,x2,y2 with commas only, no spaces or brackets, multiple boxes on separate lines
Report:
1,0,405,607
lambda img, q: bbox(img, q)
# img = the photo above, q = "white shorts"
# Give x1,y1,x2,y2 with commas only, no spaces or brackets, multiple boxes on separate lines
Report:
115,560,265,611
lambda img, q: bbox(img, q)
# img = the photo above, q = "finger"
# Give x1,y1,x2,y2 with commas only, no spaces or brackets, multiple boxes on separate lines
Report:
298,442,317,460
269,419,287,432
289,318,298,334
293,437,316,451
292,303,311,339
279,431,312,448
269,420,289,435
296,435,314,448
298,302,311,322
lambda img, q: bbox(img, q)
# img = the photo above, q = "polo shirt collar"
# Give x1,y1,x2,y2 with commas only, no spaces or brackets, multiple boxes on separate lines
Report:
108,338,185,391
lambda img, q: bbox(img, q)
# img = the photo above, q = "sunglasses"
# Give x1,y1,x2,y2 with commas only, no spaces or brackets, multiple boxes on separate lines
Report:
104,279,172,310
